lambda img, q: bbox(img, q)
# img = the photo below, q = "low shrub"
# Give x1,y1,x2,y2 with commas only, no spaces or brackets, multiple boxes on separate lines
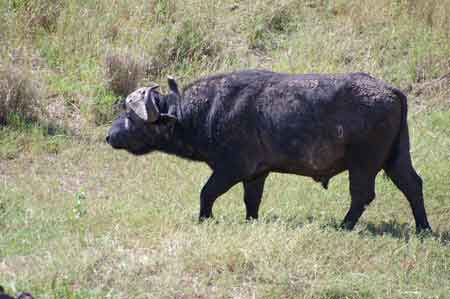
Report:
13,0,63,34
89,87,118,125
147,19,222,77
247,1,301,51
0,61,43,126
104,52,145,98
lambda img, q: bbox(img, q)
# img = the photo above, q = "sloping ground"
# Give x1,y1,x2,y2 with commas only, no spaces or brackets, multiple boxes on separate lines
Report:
1,0,449,128
0,114,449,298
1,0,450,298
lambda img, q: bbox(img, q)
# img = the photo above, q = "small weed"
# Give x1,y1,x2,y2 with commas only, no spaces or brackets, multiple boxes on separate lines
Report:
152,0,177,24
247,15,269,51
73,191,87,219
87,86,119,125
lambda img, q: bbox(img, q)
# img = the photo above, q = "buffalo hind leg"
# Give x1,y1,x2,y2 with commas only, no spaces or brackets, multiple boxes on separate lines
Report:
341,170,376,230
199,171,240,221
384,154,431,232
243,173,268,220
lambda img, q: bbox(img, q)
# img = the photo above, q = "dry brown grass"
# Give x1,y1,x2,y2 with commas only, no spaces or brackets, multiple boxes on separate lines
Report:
14,0,63,34
332,0,450,32
0,60,43,125
104,52,145,98
145,18,224,78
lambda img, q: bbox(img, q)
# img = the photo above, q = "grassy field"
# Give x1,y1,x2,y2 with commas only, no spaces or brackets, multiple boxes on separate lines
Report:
1,0,450,298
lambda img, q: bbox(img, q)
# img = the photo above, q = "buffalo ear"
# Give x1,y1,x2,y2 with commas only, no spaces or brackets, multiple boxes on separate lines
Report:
145,86,161,122
126,86,160,122
167,75,180,96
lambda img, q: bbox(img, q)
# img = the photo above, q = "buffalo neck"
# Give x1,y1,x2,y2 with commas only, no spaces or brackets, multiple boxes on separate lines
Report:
155,101,210,164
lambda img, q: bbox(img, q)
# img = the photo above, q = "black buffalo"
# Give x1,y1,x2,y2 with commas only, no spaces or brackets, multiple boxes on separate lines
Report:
106,70,431,232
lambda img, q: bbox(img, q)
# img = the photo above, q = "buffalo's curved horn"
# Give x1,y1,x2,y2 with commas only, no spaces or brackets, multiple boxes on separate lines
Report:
167,76,180,96
144,85,160,122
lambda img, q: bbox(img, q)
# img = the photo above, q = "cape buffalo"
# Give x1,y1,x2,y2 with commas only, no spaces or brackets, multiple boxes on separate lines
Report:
106,70,431,232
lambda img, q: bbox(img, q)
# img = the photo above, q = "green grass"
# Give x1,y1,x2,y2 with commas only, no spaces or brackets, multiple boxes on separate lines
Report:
1,113,449,298
1,0,450,298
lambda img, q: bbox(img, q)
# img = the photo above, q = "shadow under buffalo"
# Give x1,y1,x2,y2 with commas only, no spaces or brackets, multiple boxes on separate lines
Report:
260,214,450,243
364,220,449,243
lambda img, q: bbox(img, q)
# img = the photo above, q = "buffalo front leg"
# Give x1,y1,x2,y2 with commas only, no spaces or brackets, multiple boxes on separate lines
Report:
243,173,268,220
199,171,241,221
341,170,376,230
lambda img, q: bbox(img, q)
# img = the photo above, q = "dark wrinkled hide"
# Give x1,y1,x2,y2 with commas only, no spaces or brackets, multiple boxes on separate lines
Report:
107,70,431,232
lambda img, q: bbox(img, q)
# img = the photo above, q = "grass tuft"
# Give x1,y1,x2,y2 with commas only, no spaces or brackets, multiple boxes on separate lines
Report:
0,60,43,126
13,0,63,34
147,18,223,77
246,2,300,51
104,52,145,98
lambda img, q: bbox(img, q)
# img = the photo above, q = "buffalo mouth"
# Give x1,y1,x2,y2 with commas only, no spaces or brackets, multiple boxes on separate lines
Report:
106,135,125,150
107,143,149,156
106,132,152,155
127,147,150,156
107,140,149,155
